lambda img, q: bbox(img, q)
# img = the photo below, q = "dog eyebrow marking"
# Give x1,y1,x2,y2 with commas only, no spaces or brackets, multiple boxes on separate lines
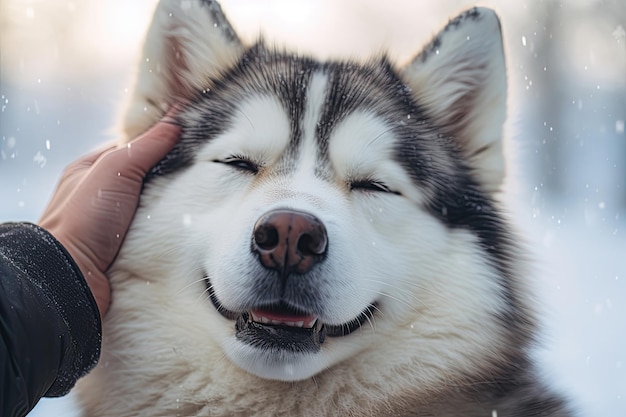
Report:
315,58,399,165
216,94,291,163
240,46,318,166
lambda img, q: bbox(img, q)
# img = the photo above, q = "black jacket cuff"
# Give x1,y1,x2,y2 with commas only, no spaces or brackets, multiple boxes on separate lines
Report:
0,222,101,413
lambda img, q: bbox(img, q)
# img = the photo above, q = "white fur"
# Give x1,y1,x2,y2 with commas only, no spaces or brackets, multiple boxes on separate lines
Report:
77,3,529,416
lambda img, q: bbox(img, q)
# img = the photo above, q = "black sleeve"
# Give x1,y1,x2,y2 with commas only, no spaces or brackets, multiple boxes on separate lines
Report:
0,222,102,417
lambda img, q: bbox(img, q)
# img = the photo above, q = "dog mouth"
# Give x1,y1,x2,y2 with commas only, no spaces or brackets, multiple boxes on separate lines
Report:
206,279,376,353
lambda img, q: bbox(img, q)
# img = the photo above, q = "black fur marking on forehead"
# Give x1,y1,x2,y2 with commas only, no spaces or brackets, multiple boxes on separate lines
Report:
314,57,447,182
234,43,318,159
315,57,458,191
147,43,318,179
316,58,419,155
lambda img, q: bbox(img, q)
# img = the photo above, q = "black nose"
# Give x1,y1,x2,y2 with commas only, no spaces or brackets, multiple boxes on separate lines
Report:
252,209,328,276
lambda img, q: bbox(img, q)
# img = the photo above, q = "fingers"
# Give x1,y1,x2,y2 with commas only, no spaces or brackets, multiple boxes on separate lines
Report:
58,141,114,173
96,115,182,181
40,143,117,220
42,111,182,225
38,109,183,319
77,142,119,165
125,117,182,175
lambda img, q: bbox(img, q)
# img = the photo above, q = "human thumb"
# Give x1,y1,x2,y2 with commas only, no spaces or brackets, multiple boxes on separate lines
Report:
119,113,182,177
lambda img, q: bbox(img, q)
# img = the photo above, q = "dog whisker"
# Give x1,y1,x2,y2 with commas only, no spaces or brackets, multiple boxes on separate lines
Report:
173,274,210,297
238,108,255,130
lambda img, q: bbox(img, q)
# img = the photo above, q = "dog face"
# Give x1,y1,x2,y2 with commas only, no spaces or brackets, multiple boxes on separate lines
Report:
110,0,524,385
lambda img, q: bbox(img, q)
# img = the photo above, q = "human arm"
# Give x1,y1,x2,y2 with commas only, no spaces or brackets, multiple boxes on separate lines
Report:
1,115,181,417
0,222,101,417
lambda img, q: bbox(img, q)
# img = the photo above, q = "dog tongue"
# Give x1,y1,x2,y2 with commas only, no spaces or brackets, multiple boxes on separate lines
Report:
250,309,317,329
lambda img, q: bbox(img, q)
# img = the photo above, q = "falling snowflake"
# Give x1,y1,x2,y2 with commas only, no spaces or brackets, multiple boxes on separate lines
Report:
33,151,47,168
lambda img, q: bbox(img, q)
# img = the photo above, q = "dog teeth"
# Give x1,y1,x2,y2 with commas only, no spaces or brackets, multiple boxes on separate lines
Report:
250,311,264,323
249,311,317,328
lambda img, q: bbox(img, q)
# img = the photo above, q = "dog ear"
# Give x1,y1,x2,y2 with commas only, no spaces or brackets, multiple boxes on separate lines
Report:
401,8,507,193
120,0,244,141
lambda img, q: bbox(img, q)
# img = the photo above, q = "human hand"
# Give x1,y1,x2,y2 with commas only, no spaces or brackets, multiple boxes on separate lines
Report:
39,114,181,318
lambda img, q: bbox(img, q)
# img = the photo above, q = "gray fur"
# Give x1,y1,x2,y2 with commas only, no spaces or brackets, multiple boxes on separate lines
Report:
78,2,573,416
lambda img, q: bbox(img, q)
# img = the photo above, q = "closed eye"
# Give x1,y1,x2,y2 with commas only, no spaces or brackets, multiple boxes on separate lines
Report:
214,156,259,174
350,180,399,195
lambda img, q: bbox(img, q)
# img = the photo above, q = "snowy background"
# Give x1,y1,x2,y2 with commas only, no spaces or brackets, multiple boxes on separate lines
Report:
1,0,624,416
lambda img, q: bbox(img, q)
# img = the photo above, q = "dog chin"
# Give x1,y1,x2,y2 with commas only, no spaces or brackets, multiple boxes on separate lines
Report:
226,341,325,381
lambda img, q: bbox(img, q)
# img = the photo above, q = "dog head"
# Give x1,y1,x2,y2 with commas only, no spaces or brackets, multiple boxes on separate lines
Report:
113,0,525,385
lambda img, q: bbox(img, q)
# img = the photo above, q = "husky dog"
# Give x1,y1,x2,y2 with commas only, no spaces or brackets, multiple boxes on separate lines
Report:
76,1,571,416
